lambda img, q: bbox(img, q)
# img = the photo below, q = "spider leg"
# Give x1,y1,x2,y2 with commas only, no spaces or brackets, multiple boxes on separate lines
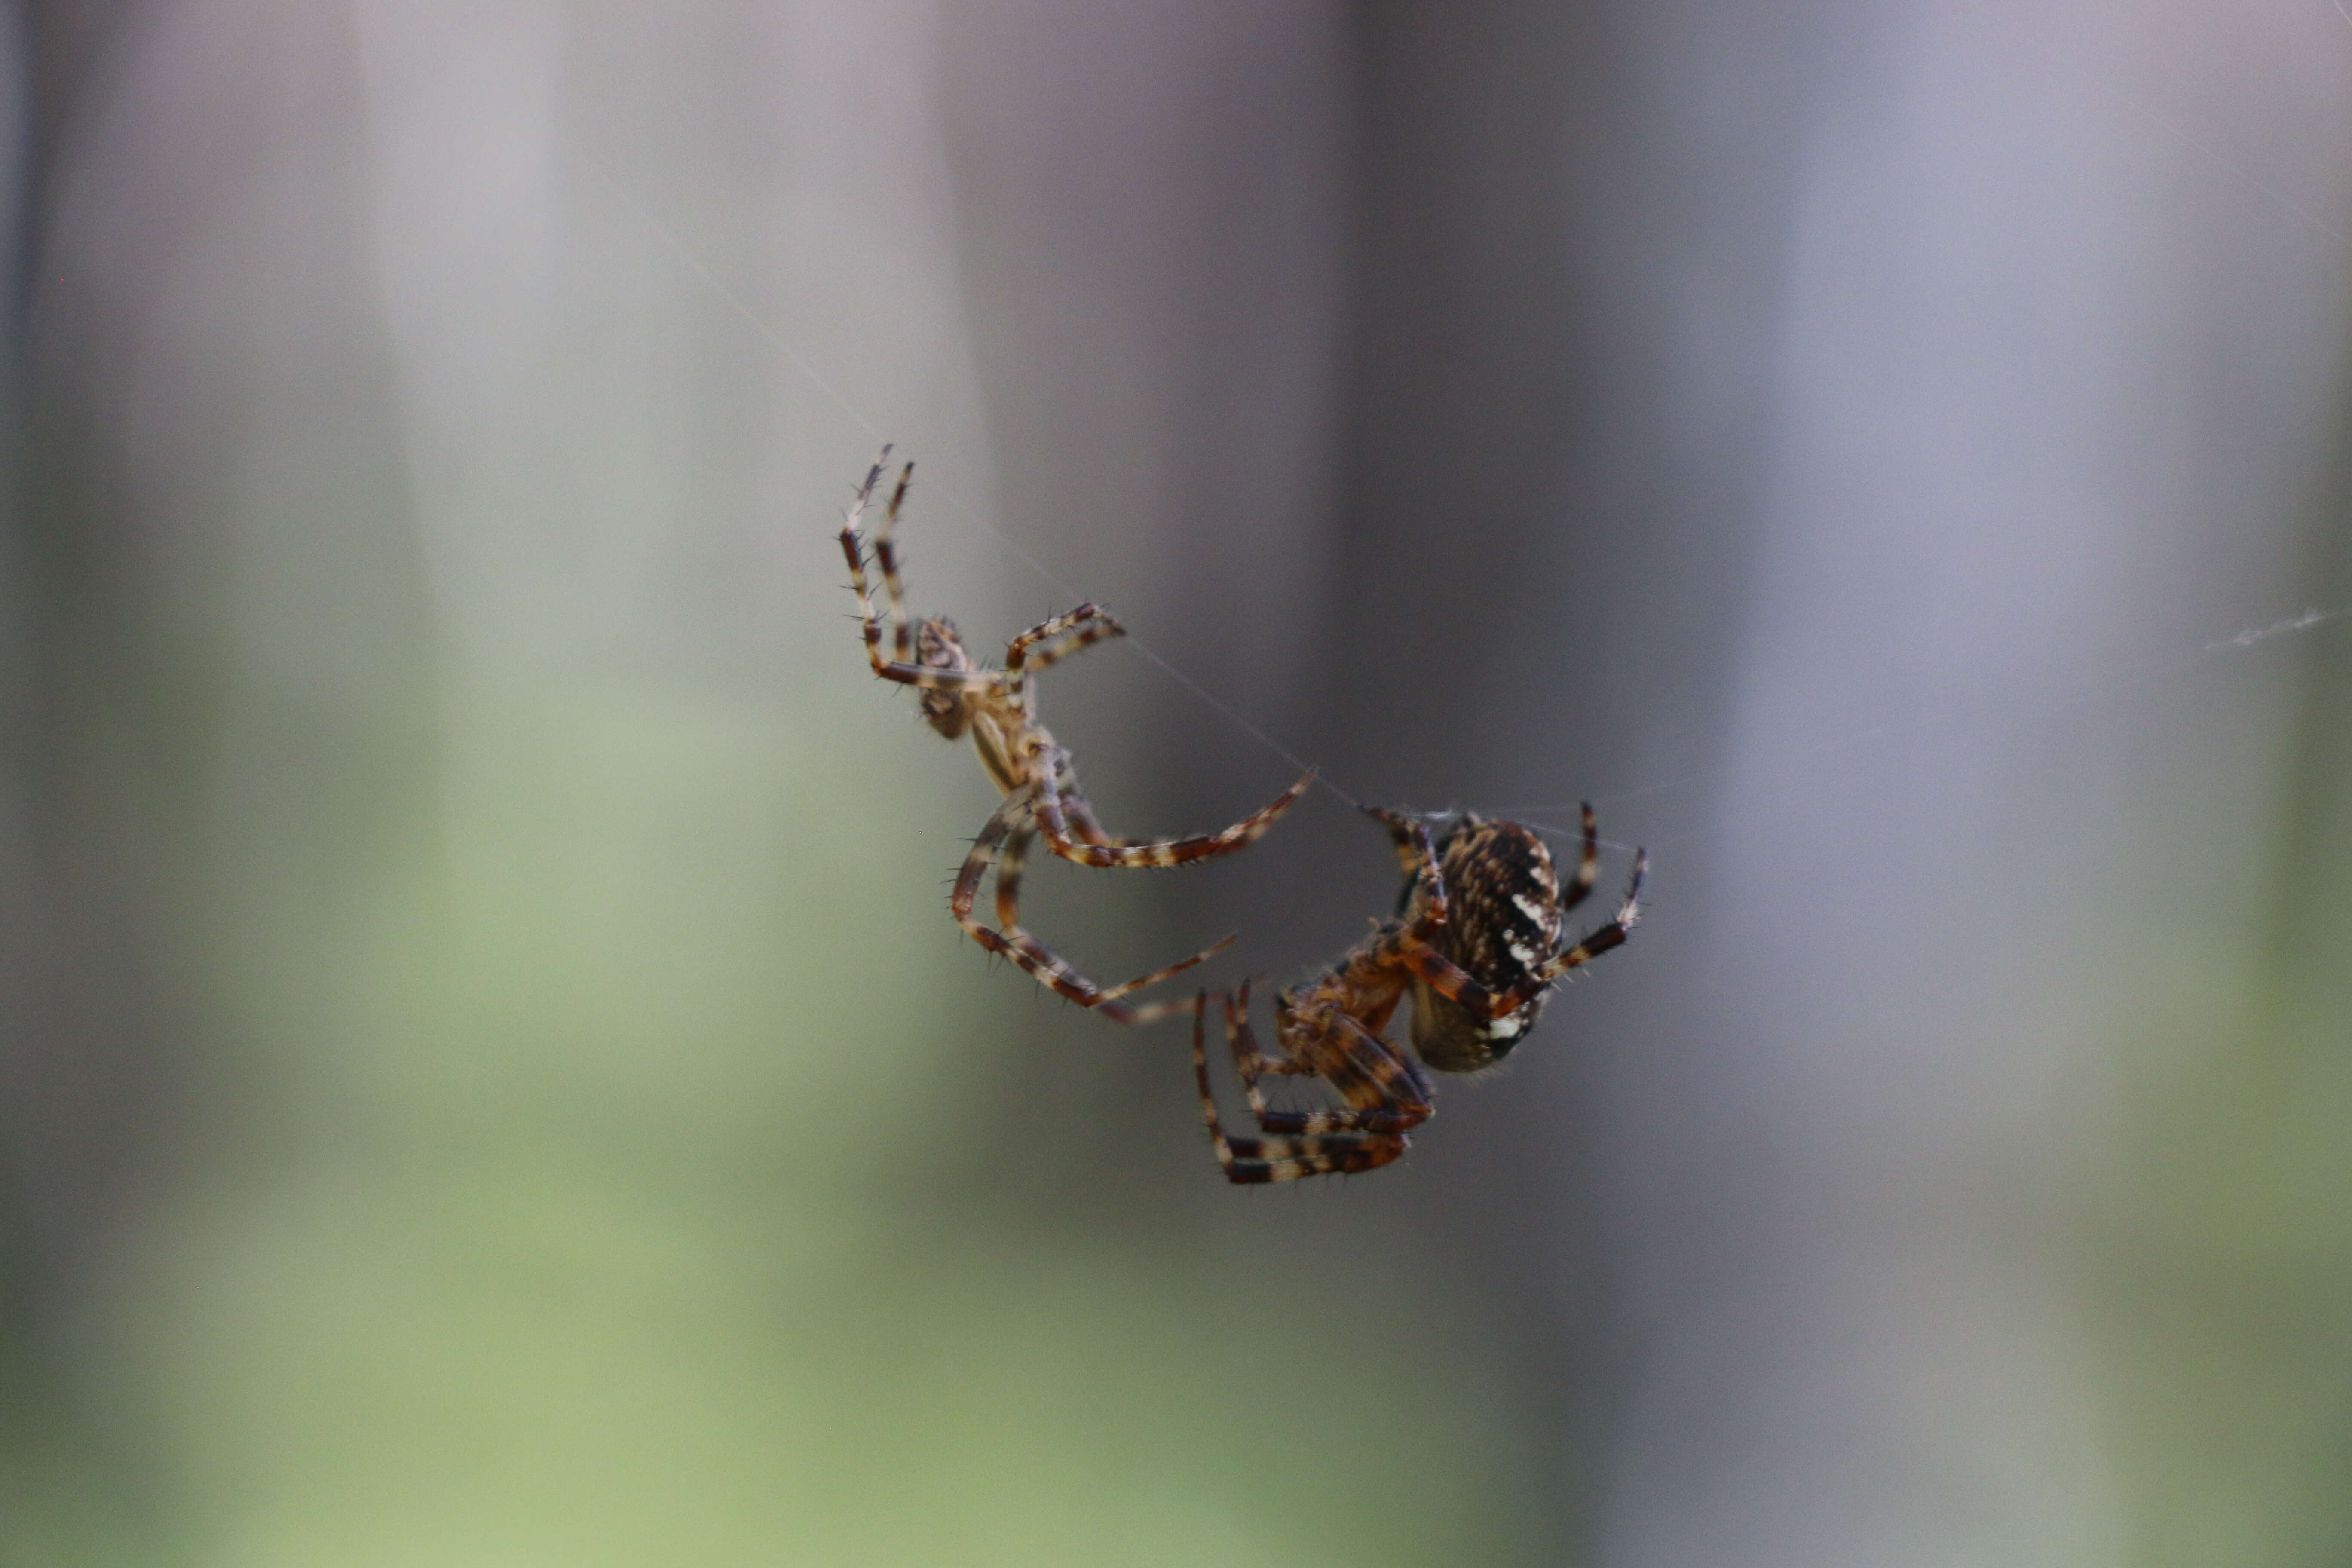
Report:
1046,772,1228,852
1396,851,1647,1018
1092,948,1233,1024
990,818,1038,933
1223,986,1432,1136
949,790,1224,1025
1193,996,1412,1183
1054,787,1121,848
1002,604,1304,865
838,454,1004,694
1050,782,1316,869
1324,1012,1436,1124
1558,803,1599,911
1031,755,1314,870
870,454,918,665
839,536,1001,694
1361,805,1435,878
1003,604,1126,705
1361,807,1451,932
1517,848,1644,989
840,450,924,671
996,818,1234,1015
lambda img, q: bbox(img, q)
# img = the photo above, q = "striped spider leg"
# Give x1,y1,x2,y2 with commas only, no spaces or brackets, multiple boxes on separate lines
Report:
1193,805,1644,1182
1194,981,1435,1180
839,450,1312,1020
947,762,1234,1026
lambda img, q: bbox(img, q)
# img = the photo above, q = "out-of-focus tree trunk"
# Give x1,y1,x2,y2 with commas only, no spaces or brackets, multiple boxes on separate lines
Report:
1327,5,2352,1564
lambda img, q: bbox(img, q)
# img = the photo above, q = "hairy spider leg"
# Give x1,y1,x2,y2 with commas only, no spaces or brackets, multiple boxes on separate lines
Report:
1560,803,1600,910
842,449,930,675
842,459,1311,864
1362,807,1454,931
839,447,917,663
1222,983,1432,1137
1048,782,1283,860
838,454,1085,702
988,804,1233,1018
840,523,999,694
1193,992,1416,1182
1002,606,1125,713
1364,805,1437,882
1027,752,1314,871
839,450,1142,731
949,790,1227,1024
869,452,918,662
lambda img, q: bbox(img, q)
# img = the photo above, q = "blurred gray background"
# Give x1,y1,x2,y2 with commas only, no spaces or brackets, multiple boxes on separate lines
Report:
3,2,2351,1564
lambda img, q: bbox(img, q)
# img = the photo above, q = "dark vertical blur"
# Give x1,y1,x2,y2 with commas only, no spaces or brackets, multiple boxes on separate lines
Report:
1329,6,1864,1548
3,5,177,1549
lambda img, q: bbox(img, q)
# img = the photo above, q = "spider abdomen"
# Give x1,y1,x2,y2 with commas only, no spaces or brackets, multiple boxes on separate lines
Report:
1412,818,1564,1072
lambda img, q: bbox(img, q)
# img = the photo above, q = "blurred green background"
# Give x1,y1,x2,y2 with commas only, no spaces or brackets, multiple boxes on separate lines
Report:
3,3,2351,1565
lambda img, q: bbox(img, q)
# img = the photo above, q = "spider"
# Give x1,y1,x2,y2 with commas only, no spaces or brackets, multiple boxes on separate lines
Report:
1192,805,1646,1182
839,449,1312,1024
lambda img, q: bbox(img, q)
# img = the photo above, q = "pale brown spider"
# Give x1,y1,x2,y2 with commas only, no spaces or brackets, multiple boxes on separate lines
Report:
840,450,1312,1024
1193,805,1645,1181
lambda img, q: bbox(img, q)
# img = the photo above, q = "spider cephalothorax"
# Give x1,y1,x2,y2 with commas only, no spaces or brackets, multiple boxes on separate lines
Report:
911,614,977,742
1192,805,1645,1182
839,450,1311,1023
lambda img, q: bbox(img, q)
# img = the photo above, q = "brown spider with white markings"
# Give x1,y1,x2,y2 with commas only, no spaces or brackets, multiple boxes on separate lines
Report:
1193,805,1645,1182
840,450,1311,1023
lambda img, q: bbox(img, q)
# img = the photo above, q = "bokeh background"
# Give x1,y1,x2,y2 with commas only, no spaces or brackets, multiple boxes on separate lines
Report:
3,2,2350,1563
